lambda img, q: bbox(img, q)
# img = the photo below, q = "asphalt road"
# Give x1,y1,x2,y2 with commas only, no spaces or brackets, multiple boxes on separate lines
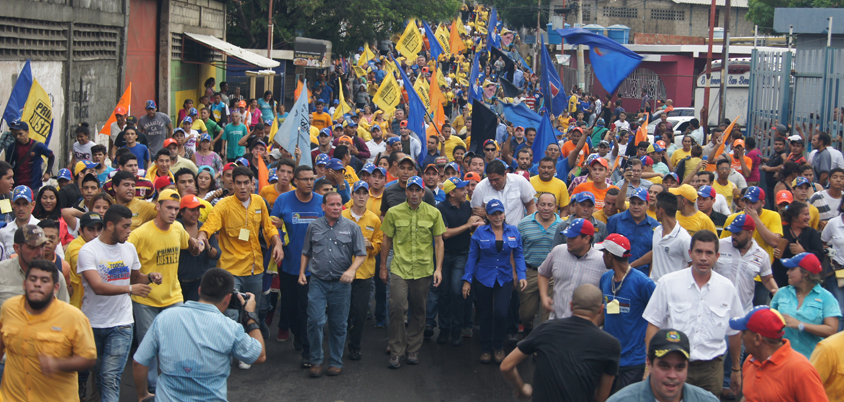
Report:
117,320,532,402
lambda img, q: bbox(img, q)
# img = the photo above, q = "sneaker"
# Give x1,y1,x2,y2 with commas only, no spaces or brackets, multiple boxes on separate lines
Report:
385,345,391,355
375,320,386,328
326,366,342,376
406,352,419,364
506,333,520,345
494,350,506,363
276,329,290,342
388,355,402,369
480,352,492,364
452,336,463,346
349,349,362,361
309,364,323,378
436,329,449,344
293,335,303,351
424,326,434,338
461,328,473,338
238,361,252,370
301,357,312,368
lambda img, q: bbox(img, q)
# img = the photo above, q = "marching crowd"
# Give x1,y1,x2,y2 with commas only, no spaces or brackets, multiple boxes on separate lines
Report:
3,4,844,402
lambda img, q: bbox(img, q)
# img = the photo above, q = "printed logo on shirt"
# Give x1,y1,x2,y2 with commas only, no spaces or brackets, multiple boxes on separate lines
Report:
255,209,262,214
365,226,375,232
292,212,320,224
155,246,180,266
99,260,130,282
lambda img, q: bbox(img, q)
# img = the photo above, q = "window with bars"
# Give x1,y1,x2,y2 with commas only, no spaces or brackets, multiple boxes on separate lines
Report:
172,33,182,59
0,17,68,60
582,7,591,22
602,7,638,19
650,9,685,21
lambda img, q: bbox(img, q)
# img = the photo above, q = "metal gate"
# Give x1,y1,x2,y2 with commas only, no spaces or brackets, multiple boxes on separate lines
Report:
746,50,791,156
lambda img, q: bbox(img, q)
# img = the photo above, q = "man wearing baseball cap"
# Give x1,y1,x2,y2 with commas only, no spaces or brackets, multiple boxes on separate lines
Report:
670,184,717,236
596,233,657,392
311,128,335,164
792,177,821,229
571,156,617,209
364,124,386,165
719,186,783,270
381,176,446,368
6,120,55,191
380,156,436,220
608,329,717,401
422,164,445,203
730,306,829,401
540,218,605,319
0,185,39,254
696,185,728,235
715,214,778,312
607,188,660,275
553,192,609,246
137,100,173,154
0,224,69,306
398,120,422,159
176,194,219,302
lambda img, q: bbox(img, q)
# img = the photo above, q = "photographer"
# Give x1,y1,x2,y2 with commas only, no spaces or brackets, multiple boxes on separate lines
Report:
133,268,266,402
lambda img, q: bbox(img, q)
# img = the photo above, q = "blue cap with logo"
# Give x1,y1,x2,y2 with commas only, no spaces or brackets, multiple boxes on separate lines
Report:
57,168,72,182
795,177,812,188
742,186,765,203
630,188,649,202
315,154,331,166
407,176,424,189
200,133,212,142
386,137,401,145
268,173,278,183
485,198,505,215
10,120,28,131
562,218,595,238
189,107,198,116
319,128,332,137
235,157,250,167
12,186,33,203
445,162,461,172
352,180,370,193
145,100,156,109
573,191,596,205
182,116,192,124
361,163,377,174
328,158,345,171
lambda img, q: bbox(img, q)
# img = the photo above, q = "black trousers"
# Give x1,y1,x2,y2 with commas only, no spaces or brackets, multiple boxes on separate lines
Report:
279,272,310,358
347,278,372,351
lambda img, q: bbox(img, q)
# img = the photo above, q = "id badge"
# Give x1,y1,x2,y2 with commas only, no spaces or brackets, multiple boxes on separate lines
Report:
239,228,250,241
607,299,620,314
0,199,10,214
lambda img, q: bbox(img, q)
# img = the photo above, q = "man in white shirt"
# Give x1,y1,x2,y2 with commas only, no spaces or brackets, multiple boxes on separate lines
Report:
810,167,844,223
470,160,537,225
688,118,705,145
646,192,692,282
643,229,744,398
0,186,40,256
713,214,778,313
613,112,630,133
364,124,387,164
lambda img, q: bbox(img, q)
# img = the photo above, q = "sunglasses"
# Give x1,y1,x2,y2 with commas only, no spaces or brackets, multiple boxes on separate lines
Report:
484,148,496,152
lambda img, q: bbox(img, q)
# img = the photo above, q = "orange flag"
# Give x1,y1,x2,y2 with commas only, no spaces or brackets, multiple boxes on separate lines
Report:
99,83,132,135
634,114,649,148
294,79,311,104
449,19,466,54
257,153,270,190
705,116,740,172
427,68,446,139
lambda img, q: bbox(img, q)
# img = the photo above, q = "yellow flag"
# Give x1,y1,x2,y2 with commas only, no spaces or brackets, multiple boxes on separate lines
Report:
396,19,423,60
435,24,451,54
450,19,466,54
384,58,397,77
353,65,367,78
358,43,376,67
437,68,447,88
456,19,467,36
21,78,53,145
269,114,279,139
373,72,401,114
413,77,430,112
333,78,352,121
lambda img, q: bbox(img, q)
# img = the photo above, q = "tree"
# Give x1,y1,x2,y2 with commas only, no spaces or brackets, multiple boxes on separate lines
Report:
746,0,843,32
492,0,557,30
225,0,460,55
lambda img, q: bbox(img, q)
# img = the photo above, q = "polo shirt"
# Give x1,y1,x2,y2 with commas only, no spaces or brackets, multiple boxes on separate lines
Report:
606,210,659,274
713,238,772,313
643,268,744,361
463,224,527,287
518,212,562,268
271,191,324,276
302,216,367,281
810,331,844,400
341,209,383,279
771,284,842,358
538,246,604,319
470,173,537,226
529,176,570,209
649,222,693,282
742,339,829,402
0,296,97,401
721,209,782,262
381,201,446,280
380,182,436,217
437,199,473,253
599,268,656,367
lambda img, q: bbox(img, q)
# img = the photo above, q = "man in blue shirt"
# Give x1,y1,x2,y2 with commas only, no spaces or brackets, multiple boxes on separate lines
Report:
607,188,659,274
517,193,562,336
6,120,55,191
270,165,324,367
133,268,264,402
596,233,656,393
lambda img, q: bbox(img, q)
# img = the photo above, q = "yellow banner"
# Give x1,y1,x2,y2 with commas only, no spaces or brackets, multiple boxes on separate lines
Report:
333,78,352,121
413,77,430,112
21,78,52,145
437,68,447,88
373,72,401,115
358,43,377,67
396,19,423,60
435,24,450,55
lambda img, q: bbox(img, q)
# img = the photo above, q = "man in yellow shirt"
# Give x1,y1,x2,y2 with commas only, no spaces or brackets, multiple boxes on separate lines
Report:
343,181,383,360
530,156,571,216
713,158,739,208
669,184,716,236
0,259,97,401
65,212,104,309
440,123,466,162
810,331,844,400
310,100,333,131
111,171,156,230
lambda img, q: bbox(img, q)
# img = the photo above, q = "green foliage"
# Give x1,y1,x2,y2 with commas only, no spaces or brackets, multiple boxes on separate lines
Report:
746,0,843,31
493,0,554,29
225,0,460,55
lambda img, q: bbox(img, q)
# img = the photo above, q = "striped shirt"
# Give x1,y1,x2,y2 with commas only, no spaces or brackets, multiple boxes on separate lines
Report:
133,301,262,401
809,190,842,222
517,212,562,267
538,246,605,319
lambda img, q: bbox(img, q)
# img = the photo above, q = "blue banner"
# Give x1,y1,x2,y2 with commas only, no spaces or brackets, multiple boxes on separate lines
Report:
556,28,643,94
2,60,32,125
540,36,566,116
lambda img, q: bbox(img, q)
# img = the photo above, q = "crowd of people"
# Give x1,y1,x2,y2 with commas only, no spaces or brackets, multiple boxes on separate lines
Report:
3,4,844,402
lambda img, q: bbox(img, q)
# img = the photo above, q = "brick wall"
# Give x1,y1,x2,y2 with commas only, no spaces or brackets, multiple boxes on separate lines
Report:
592,0,754,38
634,33,706,45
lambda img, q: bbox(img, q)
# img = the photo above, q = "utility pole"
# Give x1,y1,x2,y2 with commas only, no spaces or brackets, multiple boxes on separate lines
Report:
701,0,717,145
267,0,274,59
718,0,731,123
576,0,585,90
534,0,541,72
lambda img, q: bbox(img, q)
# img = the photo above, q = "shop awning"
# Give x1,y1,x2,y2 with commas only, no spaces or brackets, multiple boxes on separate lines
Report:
183,33,280,69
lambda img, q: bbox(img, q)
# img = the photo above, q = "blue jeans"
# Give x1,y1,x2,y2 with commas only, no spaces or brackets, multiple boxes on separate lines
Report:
133,301,182,392
474,280,514,353
372,257,388,324
225,273,264,322
307,277,352,368
92,325,133,402
753,281,772,306
434,252,470,333
824,275,844,332
425,277,440,329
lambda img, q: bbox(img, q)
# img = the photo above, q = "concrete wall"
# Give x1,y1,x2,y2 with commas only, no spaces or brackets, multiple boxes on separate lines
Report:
0,0,127,168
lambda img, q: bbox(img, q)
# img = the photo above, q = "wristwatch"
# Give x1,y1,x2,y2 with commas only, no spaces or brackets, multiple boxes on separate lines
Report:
241,311,259,327
798,322,805,332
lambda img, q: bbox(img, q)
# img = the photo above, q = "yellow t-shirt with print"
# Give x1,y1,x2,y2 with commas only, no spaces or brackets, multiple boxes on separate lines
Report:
128,220,190,308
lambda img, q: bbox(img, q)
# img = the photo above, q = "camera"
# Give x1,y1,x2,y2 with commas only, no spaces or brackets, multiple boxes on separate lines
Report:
228,291,250,310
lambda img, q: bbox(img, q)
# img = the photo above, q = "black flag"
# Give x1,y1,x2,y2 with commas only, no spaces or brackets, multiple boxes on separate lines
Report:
490,46,516,82
499,77,522,98
469,99,499,155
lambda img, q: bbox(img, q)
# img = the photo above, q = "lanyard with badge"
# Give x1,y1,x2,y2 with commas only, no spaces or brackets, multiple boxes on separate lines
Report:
238,204,251,241
607,268,630,314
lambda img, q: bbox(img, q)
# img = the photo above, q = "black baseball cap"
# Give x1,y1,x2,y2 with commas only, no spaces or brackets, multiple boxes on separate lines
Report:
649,329,690,360
80,211,104,229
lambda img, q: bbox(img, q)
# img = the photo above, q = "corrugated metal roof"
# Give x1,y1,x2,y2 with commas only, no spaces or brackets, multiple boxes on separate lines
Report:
671,0,748,8
184,33,280,69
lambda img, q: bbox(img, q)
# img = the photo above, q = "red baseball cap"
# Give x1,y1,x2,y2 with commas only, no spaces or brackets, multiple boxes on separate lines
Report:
222,162,237,172
595,233,632,258
464,172,482,182
114,106,127,115
729,306,786,339
180,194,205,209
776,190,793,205
163,138,178,148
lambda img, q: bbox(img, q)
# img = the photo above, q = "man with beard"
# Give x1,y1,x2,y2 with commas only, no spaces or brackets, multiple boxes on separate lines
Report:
0,224,69,306
0,257,96,400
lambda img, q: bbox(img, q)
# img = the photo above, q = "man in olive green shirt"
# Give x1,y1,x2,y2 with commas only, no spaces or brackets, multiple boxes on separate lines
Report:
380,176,445,369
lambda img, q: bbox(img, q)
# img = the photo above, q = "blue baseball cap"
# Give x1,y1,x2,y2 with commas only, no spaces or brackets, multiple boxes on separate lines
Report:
445,162,461,172
372,166,387,176
386,137,401,145
268,174,278,183
333,99,340,105
485,199,505,215
630,188,649,202
189,107,198,116
361,163,378,174
573,191,596,206
443,177,469,194
145,100,156,109
407,176,424,189
698,185,717,199
725,213,756,234
9,120,28,131
319,128,331,137
200,133,212,142
57,168,72,182
562,218,595,238
780,252,822,274
795,177,812,188
12,186,33,203
268,168,277,177
315,154,331,166
352,180,370,193
663,172,679,183
742,186,765,203
371,124,381,131
235,157,250,167
328,158,345,171
182,116,193,124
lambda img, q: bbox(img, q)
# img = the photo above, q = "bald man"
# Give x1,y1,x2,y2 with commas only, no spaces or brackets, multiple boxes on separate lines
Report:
501,284,621,401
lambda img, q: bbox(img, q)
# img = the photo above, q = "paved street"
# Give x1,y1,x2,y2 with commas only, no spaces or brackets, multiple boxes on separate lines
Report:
118,319,532,402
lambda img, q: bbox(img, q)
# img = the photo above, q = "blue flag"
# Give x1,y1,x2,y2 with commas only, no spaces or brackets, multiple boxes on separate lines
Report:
532,108,561,164
556,28,643,94
487,8,500,49
502,102,541,132
2,60,33,125
390,54,427,164
540,36,566,116
422,21,444,63
468,51,482,105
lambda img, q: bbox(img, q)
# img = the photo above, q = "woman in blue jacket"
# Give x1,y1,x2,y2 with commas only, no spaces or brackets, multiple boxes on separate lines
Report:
462,198,527,364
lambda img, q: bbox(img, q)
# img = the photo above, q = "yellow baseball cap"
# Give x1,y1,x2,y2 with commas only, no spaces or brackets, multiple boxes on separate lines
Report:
157,189,181,203
669,184,698,202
